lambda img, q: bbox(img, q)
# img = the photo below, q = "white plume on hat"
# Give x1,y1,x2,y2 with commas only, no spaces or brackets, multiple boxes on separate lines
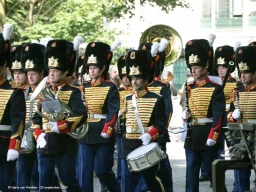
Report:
40,37,53,47
110,39,122,51
31,40,39,44
233,41,241,52
159,38,169,52
208,33,216,47
3,24,13,40
73,35,84,51
151,42,160,57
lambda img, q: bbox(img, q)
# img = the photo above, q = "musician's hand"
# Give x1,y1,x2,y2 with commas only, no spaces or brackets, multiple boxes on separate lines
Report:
139,133,152,145
48,121,60,134
206,139,216,146
7,149,19,161
182,110,191,120
101,133,110,138
36,133,46,148
232,109,240,120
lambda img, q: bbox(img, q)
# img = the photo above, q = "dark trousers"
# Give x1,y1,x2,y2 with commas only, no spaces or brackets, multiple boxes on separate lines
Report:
0,161,16,192
116,137,122,184
121,159,164,192
185,148,218,192
77,143,120,192
37,154,81,192
233,169,251,192
17,152,39,192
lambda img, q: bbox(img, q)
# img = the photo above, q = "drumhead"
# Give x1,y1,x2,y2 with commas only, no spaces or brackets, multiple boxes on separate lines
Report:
127,142,157,159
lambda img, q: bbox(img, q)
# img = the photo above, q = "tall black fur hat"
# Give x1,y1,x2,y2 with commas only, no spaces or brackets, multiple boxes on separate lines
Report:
117,55,127,79
45,40,75,76
75,55,86,76
214,45,236,73
126,50,154,82
21,43,46,73
248,41,256,46
84,42,112,79
10,45,25,72
138,42,152,51
185,39,213,73
236,46,256,73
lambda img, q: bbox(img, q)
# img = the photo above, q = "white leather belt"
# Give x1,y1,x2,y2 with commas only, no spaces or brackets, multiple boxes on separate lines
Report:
0,125,11,131
88,114,107,119
192,118,213,125
245,119,256,124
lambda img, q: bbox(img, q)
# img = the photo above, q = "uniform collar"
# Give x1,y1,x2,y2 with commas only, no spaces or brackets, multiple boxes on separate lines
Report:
133,87,149,98
91,77,104,87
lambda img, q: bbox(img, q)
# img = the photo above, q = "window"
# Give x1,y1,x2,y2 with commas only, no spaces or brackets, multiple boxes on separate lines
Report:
202,0,211,17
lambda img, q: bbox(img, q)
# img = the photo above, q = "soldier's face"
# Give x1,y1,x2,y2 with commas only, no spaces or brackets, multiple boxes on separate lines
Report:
13,70,27,85
27,71,41,86
89,65,100,80
122,75,130,87
240,72,254,85
217,66,228,78
191,66,204,79
131,76,147,92
48,68,63,84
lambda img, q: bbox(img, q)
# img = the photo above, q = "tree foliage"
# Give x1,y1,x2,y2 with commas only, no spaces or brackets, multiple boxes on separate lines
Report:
2,0,189,45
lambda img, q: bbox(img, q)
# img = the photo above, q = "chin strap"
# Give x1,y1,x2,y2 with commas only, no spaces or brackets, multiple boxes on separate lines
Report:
195,66,207,80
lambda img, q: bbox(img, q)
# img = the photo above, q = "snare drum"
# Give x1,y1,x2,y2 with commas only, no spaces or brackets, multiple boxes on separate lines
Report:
126,142,166,172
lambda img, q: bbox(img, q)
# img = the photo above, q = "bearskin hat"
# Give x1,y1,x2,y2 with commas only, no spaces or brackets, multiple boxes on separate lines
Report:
0,24,13,67
10,45,25,72
214,45,236,73
45,40,75,76
236,46,256,73
126,50,154,83
185,39,214,73
117,55,127,79
248,41,256,46
75,55,86,76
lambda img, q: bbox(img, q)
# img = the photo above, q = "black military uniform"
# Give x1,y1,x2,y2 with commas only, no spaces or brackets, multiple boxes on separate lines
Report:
184,39,226,191
227,46,256,192
121,50,167,192
0,24,26,192
140,40,173,192
32,39,87,192
77,42,120,192
16,43,46,191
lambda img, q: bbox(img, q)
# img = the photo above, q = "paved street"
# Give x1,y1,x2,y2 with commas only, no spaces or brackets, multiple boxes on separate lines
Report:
93,134,256,191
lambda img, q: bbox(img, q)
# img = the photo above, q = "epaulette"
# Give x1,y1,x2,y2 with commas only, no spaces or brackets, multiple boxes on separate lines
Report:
9,81,28,89
106,80,116,85
230,87,237,102
68,83,80,90
160,79,168,85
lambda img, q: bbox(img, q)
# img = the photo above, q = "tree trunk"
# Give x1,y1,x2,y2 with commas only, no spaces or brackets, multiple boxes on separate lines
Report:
0,0,5,31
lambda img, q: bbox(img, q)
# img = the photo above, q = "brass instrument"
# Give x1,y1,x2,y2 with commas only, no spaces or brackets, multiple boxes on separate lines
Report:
30,76,88,139
20,122,34,154
139,24,183,66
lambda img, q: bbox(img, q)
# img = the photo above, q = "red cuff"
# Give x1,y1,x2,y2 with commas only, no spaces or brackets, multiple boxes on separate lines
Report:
102,125,114,137
57,120,70,134
33,128,44,140
147,127,159,141
208,130,219,142
9,138,21,151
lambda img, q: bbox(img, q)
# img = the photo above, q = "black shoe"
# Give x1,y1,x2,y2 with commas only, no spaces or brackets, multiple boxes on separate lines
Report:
101,186,109,192
199,175,210,182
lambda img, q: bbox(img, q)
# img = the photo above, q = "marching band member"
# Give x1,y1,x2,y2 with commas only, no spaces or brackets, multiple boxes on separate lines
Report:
78,41,121,192
0,24,26,192
182,39,225,192
227,45,256,192
139,39,173,192
32,39,87,192
116,55,133,184
16,43,46,191
121,49,167,192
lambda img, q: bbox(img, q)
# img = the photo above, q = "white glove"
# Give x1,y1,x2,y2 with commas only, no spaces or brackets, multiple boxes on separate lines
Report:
101,133,110,138
7,149,19,161
48,121,60,133
182,110,187,119
232,109,240,120
139,133,152,145
37,133,47,148
206,139,216,146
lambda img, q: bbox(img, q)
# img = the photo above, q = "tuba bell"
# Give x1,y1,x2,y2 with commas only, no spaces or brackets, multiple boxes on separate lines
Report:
30,76,88,139
139,24,183,66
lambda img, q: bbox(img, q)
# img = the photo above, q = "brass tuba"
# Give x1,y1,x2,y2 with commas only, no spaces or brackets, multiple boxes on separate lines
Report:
139,24,183,66
30,76,88,139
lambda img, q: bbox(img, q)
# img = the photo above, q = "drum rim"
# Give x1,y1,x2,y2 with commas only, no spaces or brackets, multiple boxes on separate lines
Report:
126,142,159,160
